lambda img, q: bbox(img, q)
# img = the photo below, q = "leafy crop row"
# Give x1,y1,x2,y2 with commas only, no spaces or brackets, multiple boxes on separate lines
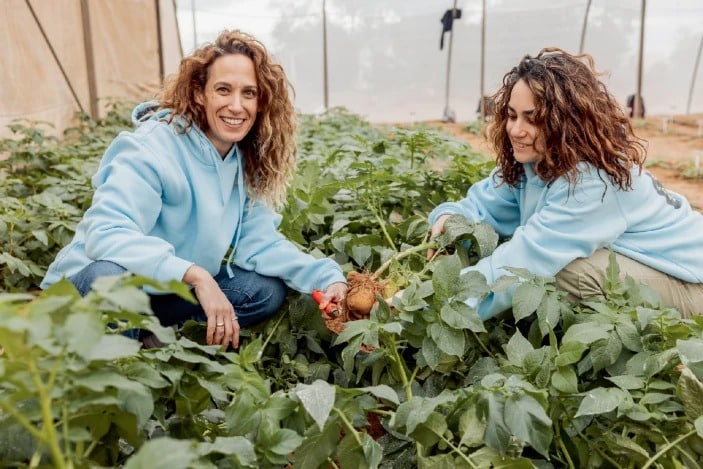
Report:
2,107,703,468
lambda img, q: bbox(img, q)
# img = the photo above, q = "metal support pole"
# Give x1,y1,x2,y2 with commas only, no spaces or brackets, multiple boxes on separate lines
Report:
191,0,197,50
443,0,458,122
634,0,646,119
579,0,592,54
479,0,486,121
686,34,703,115
322,0,329,110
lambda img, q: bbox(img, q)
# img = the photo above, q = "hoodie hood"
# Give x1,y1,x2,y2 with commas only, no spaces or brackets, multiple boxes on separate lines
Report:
131,101,171,127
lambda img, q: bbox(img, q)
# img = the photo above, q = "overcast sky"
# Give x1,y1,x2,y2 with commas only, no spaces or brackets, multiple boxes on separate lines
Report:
176,0,703,122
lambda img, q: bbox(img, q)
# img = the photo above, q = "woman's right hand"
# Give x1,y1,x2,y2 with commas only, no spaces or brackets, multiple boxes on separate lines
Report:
426,214,451,259
183,265,239,349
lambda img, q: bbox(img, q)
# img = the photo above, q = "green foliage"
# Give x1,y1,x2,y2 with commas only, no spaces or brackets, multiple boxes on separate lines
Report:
0,104,133,291
2,106,703,468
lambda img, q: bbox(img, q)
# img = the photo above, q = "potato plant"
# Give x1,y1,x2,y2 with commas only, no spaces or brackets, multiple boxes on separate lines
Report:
2,107,703,468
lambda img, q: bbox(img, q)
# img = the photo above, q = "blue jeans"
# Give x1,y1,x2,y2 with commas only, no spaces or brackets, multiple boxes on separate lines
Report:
68,261,288,328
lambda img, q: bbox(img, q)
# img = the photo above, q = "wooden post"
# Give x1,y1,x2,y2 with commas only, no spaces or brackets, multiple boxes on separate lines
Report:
80,0,99,120
25,0,85,113
155,0,164,85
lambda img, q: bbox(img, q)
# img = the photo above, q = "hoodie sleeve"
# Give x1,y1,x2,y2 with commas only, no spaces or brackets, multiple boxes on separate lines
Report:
428,168,521,238
233,199,345,292
82,133,193,283
469,172,627,319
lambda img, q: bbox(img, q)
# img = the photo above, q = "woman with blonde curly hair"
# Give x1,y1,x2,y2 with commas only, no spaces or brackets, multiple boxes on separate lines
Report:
42,30,347,348
428,48,703,319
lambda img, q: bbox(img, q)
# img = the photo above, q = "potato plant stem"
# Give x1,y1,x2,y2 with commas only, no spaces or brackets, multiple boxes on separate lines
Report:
438,433,479,469
333,407,363,447
372,241,437,281
554,429,576,469
27,354,67,469
257,309,288,360
641,429,697,469
0,400,45,442
370,208,398,252
387,335,412,400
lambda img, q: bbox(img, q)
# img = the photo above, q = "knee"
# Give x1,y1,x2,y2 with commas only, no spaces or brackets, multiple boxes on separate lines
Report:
69,261,127,296
258,276,288,315
555,256,605,302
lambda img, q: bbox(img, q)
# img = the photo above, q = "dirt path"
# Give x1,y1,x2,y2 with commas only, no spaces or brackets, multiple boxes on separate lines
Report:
424,114,703,211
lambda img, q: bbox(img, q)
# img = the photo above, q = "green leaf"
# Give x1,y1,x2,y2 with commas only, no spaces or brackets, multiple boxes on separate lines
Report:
678,339,703,381
615,320,643,352
432,255,462,302
256,419,303,462
551,366,578,394
123,437,199,469
481,392,511,455
512,283,546,321
122,361,169,389
359,384,400,405
411,411,447,447
31,229,49,246
440,301,486,333
422,336,443,370
293,421,340,469
606,375,645,390
294,380,336,431
225,391,261,436
195,375,228,402
429,322,465,357
458,407,486,448
117,385,154,427
198,436,257,467
64,311,104,359
87,334,141,361
536,293,561,337
335,431,382,469
695,416,703,438
562,322,612,345
504,393,552,457
504,331,533,368
590,334,622,372
393,391,457,434
575,387,626,417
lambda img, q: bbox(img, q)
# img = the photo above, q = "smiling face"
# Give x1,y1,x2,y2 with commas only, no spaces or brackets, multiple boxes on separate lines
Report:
506,79,544,164
196,53,258,157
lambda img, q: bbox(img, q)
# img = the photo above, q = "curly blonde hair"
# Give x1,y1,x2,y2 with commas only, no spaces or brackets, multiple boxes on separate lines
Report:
157,30,296,209
488,48,646,190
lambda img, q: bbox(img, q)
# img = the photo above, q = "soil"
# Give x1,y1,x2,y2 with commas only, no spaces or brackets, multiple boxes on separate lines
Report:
422,114,703,212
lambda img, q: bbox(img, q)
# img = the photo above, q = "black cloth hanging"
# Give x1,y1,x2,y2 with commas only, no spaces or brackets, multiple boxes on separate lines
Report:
440,8,462,50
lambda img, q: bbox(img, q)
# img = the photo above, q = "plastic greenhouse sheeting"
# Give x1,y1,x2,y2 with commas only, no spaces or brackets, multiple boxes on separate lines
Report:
179,0,703,123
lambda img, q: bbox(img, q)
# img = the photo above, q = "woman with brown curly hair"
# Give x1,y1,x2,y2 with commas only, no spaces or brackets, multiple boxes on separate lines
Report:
42,30,347,347
428,48,703,319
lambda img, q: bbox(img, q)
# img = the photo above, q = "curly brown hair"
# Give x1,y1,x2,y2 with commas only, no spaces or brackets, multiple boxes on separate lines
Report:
157,29,296,209
487,48,646,190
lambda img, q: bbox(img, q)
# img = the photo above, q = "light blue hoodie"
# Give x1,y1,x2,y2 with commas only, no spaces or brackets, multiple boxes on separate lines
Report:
41,102,345,292
429,163,703,319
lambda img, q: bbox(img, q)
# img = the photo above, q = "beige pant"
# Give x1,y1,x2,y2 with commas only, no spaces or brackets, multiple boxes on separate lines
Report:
555,249,703,318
